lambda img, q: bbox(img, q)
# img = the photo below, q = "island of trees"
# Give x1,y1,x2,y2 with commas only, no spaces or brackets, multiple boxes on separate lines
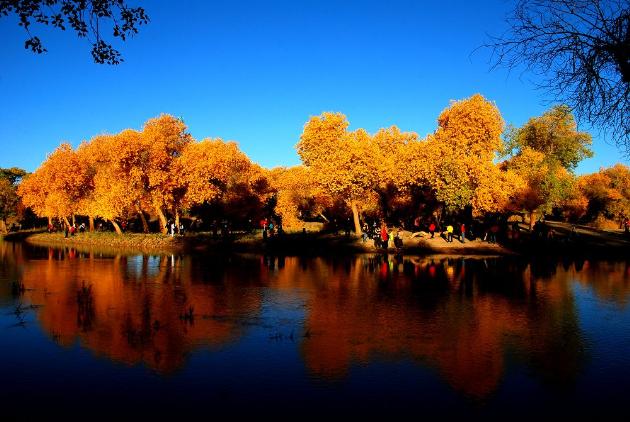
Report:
1,94,629,242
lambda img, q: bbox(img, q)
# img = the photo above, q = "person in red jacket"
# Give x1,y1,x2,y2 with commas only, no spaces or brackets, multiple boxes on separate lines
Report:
380,223,389,249
428,222,436,239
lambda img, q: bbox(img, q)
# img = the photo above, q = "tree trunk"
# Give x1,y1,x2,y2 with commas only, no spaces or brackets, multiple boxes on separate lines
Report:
318,212,329,223
138,211,149,233
72,214,76,226
156,206,168,234
110,220,123,235
63,216,70,228
89,215,95,232
529,211,536,230
47,216,52,227
433,206,443,232
0,219,7,234
350,200,361,236
175,209,180,232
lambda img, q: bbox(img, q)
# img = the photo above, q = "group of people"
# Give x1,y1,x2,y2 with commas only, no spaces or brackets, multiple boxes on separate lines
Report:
357,217,510,248
260,218,283,240
419,220,468,243
442,223,468,243
423,220,503,244
166,220,185,237
57,222,86,238
362,222,403,250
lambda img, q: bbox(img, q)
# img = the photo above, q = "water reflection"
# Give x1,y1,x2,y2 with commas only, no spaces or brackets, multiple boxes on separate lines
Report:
3,244,263,373
262,255,597,398
1,241,630,403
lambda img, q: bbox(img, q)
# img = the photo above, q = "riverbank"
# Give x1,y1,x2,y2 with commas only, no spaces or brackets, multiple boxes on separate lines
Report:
0,228,46,241
13,229,514,256
7,221,628,257
23,231,184,254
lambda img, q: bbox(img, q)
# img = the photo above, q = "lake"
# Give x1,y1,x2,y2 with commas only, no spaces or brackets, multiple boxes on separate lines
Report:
1,240,629,418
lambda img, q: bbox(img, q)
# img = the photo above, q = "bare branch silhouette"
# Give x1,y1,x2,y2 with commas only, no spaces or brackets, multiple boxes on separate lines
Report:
484,0,629,154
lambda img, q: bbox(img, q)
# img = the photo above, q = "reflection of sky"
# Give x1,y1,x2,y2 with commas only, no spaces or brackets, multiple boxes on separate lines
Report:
573,282,630,395
0,303,465,416
125,255,163,280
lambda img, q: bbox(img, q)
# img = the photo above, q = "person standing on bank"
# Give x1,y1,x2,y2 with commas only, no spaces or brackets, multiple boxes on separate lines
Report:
380,223,389,249
446,224,454,243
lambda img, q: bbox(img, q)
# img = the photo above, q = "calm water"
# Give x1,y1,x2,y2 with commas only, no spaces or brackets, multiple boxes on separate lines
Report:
1,241,629,418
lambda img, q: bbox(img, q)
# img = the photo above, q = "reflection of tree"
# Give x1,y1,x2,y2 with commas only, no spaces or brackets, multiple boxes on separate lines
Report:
0,242,25,303
17,248,262,374
122,294,155,349
573,260,630,306
6,243,630,398
265,256,591,399
76,282,95,332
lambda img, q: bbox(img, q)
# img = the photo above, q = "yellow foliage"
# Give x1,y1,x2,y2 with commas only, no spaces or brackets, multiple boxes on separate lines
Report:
16,102,606,234
296,96,519,222
296,112,349,168
269,166,332,228
472,166,525,216
578,164,630,222
435,93,504,161
417,94,513,214
77,131,147,222
175,138,254,209
297,112,421,231
18,143,91,220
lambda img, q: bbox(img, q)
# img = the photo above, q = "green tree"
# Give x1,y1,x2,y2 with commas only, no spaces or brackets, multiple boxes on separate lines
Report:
504,105,593,227
0,167,27,233
505,105,593,170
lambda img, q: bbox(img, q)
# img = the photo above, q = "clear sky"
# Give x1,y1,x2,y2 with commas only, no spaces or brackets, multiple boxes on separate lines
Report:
0,0,624,174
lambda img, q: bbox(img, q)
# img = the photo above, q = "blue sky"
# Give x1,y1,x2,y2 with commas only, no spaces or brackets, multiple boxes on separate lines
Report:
0,0,623,174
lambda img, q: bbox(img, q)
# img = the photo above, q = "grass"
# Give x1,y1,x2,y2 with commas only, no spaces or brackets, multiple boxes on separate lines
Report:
26,231,183,253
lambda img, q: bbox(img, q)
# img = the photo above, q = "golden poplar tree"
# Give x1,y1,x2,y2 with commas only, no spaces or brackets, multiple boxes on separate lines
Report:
269,166,333,229
140,115,193,233
18,143,91,226
175,138,255,212
297,113,416,234
399,94,521,217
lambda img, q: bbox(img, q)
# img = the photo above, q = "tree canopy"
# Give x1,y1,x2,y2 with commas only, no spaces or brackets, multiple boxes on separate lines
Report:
502,105,594,225
0,167,27,233
12,97,624,236
504,105,594,170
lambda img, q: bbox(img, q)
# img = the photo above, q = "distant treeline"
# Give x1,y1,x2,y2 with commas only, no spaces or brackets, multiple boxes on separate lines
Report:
2,94,628,235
